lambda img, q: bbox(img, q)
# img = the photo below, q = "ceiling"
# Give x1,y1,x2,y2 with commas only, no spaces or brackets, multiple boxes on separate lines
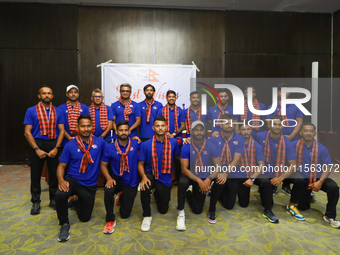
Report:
1,0,340,13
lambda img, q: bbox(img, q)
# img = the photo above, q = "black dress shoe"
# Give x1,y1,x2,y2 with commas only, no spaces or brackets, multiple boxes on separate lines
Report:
49,200,56,210
30,202,41,215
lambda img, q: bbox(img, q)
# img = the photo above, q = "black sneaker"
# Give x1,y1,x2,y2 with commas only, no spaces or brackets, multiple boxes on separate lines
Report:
68,195,78,208
282,185,292,195
58,223,70,242
30,202,40,215
207,210,217,224
49,200,56,210
262,209,279,224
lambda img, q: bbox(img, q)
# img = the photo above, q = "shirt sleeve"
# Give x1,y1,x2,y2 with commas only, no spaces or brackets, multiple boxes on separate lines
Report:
210,142,220,159
235,136,245,154
23,108,33,125
179,108,185,123
134,103,142,117
254,141,265,161
173,140,180,156
285,139,297,161
107,106,114,121
111,103,116,119
138,142,147,161
101,143,111,162
206,107,212,122
180,143,190,159
59,144,71,164
266,104,275,119
295,106,303,119
82,105,90,116
319,145,332,165
56,108,65,124
157,108,163,117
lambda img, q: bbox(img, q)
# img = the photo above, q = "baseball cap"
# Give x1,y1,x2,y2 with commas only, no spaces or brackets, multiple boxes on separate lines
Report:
66,85,79,93
191,120,205,130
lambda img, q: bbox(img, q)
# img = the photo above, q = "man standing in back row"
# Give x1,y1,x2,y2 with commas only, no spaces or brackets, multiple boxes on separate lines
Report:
58,85,89,147
24,87,65,215
111,83,141,140
139,84,163,142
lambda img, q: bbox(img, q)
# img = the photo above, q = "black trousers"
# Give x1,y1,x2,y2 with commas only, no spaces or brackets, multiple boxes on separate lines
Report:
104,177,138,222
298,178,339,218
29,139,59,203
177,174,224,214
55,177,97,225
286,172,306,204
221,178,251,210
140,172,172,217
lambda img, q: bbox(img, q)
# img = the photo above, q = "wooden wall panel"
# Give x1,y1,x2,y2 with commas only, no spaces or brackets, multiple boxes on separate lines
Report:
0,4,78,164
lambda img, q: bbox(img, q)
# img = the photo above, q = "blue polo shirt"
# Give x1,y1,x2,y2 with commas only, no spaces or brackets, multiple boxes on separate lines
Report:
243,100,266,137
181,140,219,180
89,105,114,142
206,105,238,134
58,103,90,146
209,132,245,178
267,103,303,141
139,100,163,139
184,107,207,138
292,140,331,179
101,139,140,187
138,138,180,186
254,131,296,178
244,140,265,162
24,105,65,140
157,106,185,139
59,136,106,186
111,100,141,139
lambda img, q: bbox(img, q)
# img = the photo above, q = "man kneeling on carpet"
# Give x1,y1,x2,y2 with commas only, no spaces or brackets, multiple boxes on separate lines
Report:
55,114,106,242
176,121,226,230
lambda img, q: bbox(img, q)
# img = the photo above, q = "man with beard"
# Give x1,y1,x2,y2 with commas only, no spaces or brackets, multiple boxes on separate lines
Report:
254,116,305,221
206,89,238,137
208,114,245,210
176,121,225,230
241,87,266,138
184,91,206,141
239,123,279,223
292,123,340,228
111,83,141,140
267,84,303,195
138,116,180,232
88,88,113,143
157,90,185,140
55,114,106,242
138,84,163,142
58,85,89,147
24,87,65,215
101,121,140,234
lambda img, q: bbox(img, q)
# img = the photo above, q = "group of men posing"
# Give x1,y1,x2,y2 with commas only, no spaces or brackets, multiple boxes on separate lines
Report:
24,83,340,242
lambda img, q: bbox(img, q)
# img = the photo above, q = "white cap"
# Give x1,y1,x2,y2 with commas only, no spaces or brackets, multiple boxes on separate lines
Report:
66,85,79,93
191,120,205,130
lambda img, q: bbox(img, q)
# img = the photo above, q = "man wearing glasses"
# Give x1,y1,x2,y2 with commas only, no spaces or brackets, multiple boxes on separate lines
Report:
88,88,114,143
110,83,141,140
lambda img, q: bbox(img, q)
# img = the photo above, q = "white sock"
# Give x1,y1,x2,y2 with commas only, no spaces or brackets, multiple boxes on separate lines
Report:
178,210,185,216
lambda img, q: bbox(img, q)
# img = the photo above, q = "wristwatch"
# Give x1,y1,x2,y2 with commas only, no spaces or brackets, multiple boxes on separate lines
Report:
208,176,213,181
250,177,255,182
55,146,60,150
34,146,39,150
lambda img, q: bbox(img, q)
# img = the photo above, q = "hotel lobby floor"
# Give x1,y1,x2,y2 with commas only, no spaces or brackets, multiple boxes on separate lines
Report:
0,165,339,255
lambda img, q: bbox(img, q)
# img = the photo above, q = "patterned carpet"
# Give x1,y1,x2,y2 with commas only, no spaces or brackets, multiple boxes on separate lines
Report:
0,165,339,255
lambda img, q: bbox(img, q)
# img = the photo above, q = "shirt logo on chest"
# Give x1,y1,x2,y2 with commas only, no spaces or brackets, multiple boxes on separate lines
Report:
118,106,121,108
225,111,229,114
233,141,238,145
153,106,157,109
275,144,278,148
92,144,98,149
203,151,208,155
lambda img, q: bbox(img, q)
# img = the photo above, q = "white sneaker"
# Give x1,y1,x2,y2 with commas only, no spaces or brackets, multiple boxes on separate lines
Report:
176,215,186,231
141,216,152,231
323,216,340,228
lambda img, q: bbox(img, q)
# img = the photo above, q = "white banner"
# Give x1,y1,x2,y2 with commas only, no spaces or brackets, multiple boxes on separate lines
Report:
101,64,196,109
